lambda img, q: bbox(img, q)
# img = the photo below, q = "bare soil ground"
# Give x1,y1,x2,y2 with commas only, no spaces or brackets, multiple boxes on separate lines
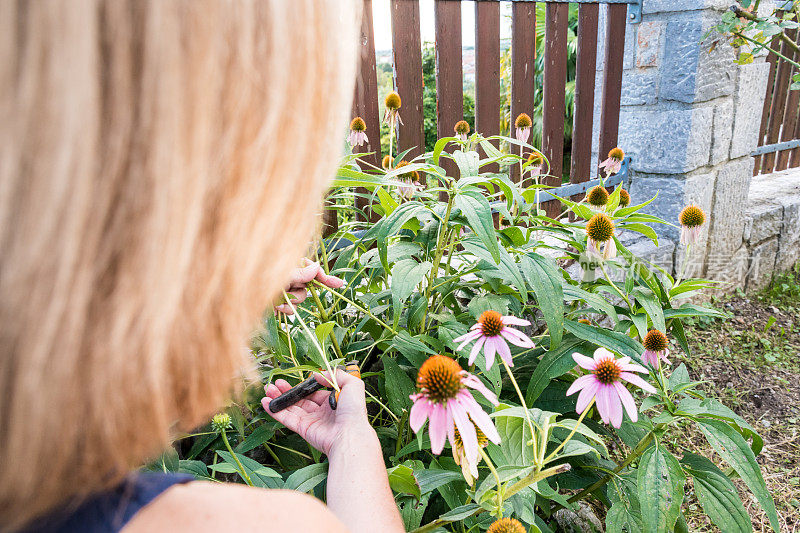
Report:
676,268,800,532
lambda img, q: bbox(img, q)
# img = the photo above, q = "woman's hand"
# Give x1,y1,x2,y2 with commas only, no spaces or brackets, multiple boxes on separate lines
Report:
262,369,370,456
275,258,344,315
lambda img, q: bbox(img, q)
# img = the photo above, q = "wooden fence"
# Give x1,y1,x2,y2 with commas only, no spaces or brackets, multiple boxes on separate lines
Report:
754,23,800,175
335,0,633,232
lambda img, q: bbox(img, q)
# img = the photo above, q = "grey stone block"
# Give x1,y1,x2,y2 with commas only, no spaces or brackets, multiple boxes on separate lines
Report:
743,203,784,245
636,21,662,68
711,99,734,166
621,71,658,106
731,61,772,158
660,16,736,104
707,158,753,259
776,193,800,271
618,106,713,174
707,245,749,289
746,237,779,291
644,0,727,13
674,172,717,277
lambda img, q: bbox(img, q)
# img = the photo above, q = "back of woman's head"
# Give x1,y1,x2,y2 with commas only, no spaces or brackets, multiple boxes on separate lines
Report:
0,1,359,528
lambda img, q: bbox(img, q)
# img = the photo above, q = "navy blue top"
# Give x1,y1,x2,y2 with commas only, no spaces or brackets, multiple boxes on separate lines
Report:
22,472,194,533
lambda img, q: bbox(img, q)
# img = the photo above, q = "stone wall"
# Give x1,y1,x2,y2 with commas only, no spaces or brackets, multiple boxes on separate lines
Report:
594,1,797,291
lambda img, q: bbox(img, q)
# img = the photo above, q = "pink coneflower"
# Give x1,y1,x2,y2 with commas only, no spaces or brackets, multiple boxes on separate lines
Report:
642,329,670,368
527,151,544,176
348,117,368,147
454,311,535,369
454,120,470,142
452,423,488,486
679,205,705,245
585,213,617,261
395,160,421,200
599,147,625,177
383,91,404,126
409,355,501,464
514,113,532,143
567,347,656,428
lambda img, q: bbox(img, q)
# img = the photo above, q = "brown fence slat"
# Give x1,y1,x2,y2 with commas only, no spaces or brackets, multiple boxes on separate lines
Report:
434,0,463,182
511,1,536,183
776,29,800,171
763,36,795,173
391,0,425,162
755,43,780,174
475,0,500,170
352,0,381,223
541,2,569,218
598,4,627,160
790,95,800,168
570,3,599,194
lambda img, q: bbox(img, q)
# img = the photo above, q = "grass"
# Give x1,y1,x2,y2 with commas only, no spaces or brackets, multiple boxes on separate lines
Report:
672,265,800,532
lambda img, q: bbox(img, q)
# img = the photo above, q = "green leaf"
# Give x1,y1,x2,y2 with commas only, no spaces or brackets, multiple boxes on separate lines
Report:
452,149,480,178
563,284,619,323
696,419,779,532
633,289,666,333
382,355,416,415
522,253,565,348
564,320,645,363
677,398,762,454
376,202,426,271
526,337,585,404
178,459,212,480
414,469,464,495
638,447,685,533
663,304,726,320
215,450,282,488
468,294,510,318
387,464,422,500
391,330,436,367
234,422,278,454
284,462,328,493
606,501,644,533
409,504,482,533
681,453,752,533
455,192,500,263
315,321,335,349
333,166,406,188
667,363,690,391
391,259,432,311
620,223,659,246
432,136,457,165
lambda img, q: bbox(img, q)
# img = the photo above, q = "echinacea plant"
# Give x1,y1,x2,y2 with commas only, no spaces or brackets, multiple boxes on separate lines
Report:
175,110,778,533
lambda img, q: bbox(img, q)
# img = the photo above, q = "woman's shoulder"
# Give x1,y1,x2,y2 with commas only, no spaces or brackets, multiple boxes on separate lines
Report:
124,481,348,532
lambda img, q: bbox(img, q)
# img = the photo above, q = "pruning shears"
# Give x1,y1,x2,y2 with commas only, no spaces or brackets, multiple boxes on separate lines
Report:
268,361,361,413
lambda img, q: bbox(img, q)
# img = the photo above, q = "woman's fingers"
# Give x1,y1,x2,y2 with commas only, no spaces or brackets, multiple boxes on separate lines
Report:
314,269,345,289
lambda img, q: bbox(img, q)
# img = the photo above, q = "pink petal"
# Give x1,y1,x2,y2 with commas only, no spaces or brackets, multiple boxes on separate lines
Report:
620,360,649,374
359,132,369,146
409,398,432,432
613,382,638,423
619,372,657,394
575,379,600,414
468,336,486,366
461,373,498,405
641,350,657,368
446,407,456,452
500,327,535,348
680,226,690,246
455,329,482,351
470,323,482,331
607,386,624,428
428,403,448,454
572,353,596,371
595,385,612,425
566,374,596,396
501,316,531,327
495,337,513,367
593,347,615,363
459,390,501,444
603,238,617,260
451,401,479,465
483,337,497,370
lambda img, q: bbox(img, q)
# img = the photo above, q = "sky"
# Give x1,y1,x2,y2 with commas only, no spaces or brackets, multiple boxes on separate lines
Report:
370,0,513,51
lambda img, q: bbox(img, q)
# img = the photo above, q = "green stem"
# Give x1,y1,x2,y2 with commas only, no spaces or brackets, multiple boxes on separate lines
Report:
503,463,572,500
309,284,345,361
479,447,504,516
567,431,655,503
220,429,253,486
395,410,408,457
543,399,593,464
262,442,285,470
500,358,539,463
422,189,456,331
734,30,800,68
314,281,397,334
600,261,632,309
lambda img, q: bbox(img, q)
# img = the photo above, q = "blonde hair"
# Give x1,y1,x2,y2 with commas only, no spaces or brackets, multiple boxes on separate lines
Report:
0,0,359,528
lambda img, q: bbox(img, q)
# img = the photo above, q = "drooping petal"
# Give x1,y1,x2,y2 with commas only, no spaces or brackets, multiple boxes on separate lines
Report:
451,400,479,465
409,398,433,432
459,390,501,444
455,329,482,350
483,337,497,370
468,336,486,366
619,372,657,394
500,327,535,348
618,360,650,374
613,382,639,423
572,353,597,371
446,407,456,453
461,373,499,405
495,337,513,367
501,316,531,327
603,238,617,260
595,384,612,425
606,386,624,428
359,131,369,146
428,403,449,454
680,226,690,246
575,379,600,414
566,374,596,396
